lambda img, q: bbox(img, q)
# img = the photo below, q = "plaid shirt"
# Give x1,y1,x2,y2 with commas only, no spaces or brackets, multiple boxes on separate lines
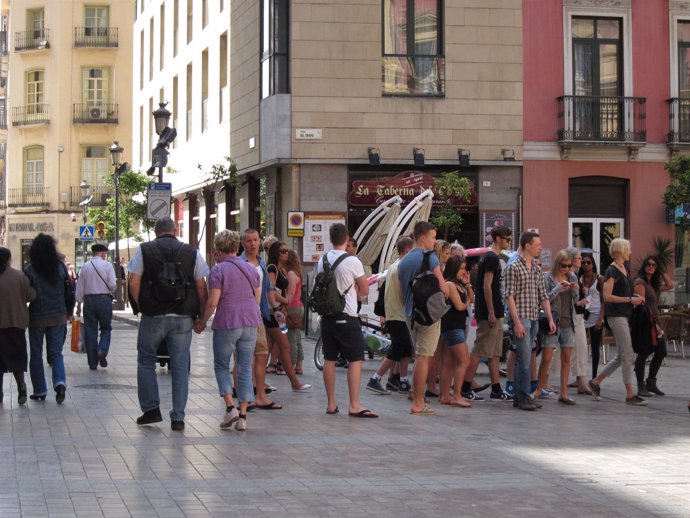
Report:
504,254,547,320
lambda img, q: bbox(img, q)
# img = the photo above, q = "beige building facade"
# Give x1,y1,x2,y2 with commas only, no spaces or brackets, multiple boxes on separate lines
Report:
2,0,132,270
230,0,523,259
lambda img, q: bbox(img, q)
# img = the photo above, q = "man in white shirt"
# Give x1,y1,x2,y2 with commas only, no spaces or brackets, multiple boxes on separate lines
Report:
75,243,117,370
317,223,377,418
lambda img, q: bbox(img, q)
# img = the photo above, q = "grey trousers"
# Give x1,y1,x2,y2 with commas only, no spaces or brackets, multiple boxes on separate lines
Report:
600,316,634,384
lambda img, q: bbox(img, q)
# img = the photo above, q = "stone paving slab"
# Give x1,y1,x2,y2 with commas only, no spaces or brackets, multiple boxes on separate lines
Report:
1,317,689,517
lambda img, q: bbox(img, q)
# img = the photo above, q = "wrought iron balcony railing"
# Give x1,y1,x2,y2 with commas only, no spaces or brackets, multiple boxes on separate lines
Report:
15,29,50,51
12,104,49,126
70,184,113,207
7,187,49,207
72,103,118,124
557,95,646,143
74,27,118,48
666,98,690,145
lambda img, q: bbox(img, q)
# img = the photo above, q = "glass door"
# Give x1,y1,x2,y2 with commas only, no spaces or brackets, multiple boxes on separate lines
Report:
568,218,624,272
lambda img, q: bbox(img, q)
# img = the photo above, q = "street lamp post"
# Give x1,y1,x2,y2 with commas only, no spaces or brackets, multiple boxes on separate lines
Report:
109,141,125,311
150,102,177,183
79,180,91,269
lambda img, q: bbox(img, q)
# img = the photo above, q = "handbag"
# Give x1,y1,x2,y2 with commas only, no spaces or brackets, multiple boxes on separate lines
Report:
538,308,559,335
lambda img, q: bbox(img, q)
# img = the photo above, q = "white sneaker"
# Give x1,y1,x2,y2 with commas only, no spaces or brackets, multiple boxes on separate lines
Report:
235,417,247,431
293,383,312,392
220,407,239,428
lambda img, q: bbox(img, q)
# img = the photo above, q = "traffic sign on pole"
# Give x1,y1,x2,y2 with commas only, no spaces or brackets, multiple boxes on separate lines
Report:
79,225,95,241
147,182,172,220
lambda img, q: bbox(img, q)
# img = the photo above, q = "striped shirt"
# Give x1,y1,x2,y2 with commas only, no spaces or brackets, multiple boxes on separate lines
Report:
504,254,547,321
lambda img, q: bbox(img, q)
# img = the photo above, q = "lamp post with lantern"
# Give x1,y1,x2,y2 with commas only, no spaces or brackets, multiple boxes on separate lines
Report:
79,179,92,270
149,102,177,183
109,141,126,310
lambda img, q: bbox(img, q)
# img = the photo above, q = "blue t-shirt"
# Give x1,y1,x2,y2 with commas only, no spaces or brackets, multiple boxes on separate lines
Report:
397,248,440,318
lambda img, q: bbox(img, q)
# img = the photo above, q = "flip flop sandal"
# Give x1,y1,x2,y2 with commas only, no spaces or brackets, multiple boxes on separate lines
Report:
326,406,339,415
410,404,435,415
348,409,378,418
256,401,283,410
266,364,277,374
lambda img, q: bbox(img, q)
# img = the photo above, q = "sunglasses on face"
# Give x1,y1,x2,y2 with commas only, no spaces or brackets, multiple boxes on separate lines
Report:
279,249,289,254
501,236,512,242
582,260,593,265
559,263,573,268
646,263,657,269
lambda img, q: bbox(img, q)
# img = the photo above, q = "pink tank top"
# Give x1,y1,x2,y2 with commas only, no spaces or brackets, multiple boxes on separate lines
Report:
288,278,302,309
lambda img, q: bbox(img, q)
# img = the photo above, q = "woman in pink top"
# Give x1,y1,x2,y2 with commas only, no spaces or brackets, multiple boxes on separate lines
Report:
284,249,305,374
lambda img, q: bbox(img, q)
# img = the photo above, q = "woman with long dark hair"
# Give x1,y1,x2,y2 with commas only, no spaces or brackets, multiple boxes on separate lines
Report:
265,240,289,374
439,255,473,408
633,255,673,397
24,234,73,403
0,247,36,404
284,249,305,374
579,253,605,378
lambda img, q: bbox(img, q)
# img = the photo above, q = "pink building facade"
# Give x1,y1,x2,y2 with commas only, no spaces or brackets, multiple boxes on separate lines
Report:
523,0,682,277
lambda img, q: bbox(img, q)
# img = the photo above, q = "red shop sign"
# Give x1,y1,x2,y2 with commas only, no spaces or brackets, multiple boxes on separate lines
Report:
348,171,478,207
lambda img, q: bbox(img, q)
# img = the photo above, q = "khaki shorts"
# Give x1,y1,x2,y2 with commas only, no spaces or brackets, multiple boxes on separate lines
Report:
254,321,268,356
473,320,504,357
407,319,441,357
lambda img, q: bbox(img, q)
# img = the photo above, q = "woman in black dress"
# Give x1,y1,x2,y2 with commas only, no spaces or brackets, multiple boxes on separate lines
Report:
0,247,36,404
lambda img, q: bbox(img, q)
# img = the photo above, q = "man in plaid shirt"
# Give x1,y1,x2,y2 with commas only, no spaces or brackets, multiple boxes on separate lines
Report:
505,231,556,411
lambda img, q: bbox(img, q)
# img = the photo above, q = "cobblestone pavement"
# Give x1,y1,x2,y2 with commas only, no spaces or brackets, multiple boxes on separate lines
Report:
1,314,689,517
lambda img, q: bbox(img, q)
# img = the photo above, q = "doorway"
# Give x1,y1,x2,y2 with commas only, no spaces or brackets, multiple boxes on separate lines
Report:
568,218,624,272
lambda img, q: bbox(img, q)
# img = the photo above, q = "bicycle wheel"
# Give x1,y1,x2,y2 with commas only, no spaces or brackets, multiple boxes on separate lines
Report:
314,335,325,371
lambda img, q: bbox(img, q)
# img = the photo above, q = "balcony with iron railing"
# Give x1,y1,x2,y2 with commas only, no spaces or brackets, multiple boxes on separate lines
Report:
73,103,118,124
666,98,690,148
557,95,646,148
74,26,118,48
12,104,49,126
7,187,49,207
70,184,112,207
15,28,50,51
0,185,5,210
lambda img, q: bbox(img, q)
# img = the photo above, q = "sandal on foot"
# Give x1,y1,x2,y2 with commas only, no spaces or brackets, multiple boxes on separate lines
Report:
256,401,283,410
410,404,435,415
349,409,378,418
295,368,304,375
326,406,339,415
266,364,277,374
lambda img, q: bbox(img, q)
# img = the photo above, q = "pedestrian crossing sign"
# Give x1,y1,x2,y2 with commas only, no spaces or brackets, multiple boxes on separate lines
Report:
79,225,95,241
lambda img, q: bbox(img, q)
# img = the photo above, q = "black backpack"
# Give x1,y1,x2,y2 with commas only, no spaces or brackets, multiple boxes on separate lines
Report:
412,251,449,326
308,253,351,316
373,278,386,317
149,242,189,303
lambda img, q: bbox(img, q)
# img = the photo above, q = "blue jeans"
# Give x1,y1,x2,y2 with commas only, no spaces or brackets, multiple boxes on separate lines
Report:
213,327,257,403
514,318,539,403
29,324,67,395
137,315,193,422
83,294,113,368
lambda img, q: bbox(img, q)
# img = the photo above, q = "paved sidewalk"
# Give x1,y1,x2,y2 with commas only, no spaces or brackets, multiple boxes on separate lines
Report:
1,316,690,517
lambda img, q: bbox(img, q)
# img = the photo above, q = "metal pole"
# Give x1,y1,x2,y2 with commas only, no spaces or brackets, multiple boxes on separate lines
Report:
112,172,124,310
82,208,88,267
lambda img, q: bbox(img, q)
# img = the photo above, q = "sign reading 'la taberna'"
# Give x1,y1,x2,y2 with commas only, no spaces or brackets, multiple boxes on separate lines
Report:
348,171,478,207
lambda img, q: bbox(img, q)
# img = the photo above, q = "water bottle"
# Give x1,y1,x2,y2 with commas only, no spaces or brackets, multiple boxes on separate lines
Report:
274,310,288,334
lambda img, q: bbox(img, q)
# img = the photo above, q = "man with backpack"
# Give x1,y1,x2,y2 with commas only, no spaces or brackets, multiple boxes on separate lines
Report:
313,223,377,418
398,222,449,415
128,217,209,431
366,236,414,395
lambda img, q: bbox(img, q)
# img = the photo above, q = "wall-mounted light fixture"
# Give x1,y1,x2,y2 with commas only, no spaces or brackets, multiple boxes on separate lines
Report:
501,148,515,161
458,148,471,168
368,147,380,166
413,147,425,166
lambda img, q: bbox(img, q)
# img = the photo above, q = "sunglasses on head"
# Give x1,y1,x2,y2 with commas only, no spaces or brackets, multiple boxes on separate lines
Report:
559,263,573,268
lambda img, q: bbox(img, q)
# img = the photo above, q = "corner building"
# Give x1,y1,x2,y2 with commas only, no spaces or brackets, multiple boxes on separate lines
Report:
2,0,132,269
523,0,677,278
227,0,524,266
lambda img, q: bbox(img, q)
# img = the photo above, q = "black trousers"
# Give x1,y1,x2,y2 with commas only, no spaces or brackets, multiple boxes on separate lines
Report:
634,338,667,384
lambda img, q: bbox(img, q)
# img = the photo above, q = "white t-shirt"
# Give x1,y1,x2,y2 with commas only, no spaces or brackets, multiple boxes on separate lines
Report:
316,249,365,318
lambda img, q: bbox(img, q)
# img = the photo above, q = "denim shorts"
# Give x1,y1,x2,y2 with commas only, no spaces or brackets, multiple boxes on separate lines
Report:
543,325,575,349
441,328,466,347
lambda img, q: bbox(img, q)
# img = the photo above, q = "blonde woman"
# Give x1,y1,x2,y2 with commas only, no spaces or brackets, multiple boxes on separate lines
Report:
535,249,578,405
589,238,647,406
284,250,305,374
